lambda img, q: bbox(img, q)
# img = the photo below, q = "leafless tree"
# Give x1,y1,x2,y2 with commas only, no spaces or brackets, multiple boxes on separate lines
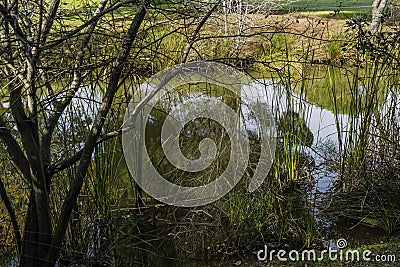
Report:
0,0,213,265
371,0,391,34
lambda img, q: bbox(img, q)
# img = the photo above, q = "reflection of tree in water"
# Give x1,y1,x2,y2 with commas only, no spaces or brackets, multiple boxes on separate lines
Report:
141,91,318,259
276,110,315,193
144,89,317,192
277,110,313,147
144,88,237,188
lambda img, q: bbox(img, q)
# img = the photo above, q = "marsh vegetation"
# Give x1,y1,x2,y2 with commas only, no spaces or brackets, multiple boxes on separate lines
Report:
0,0,399,266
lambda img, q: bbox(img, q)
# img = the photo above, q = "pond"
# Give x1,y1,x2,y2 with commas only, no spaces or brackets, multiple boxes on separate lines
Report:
128,76,399,266
131,77,355,196
124,75,398,265
55,68,399,266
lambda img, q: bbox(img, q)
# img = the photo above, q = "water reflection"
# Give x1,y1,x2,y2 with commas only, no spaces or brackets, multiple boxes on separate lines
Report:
142,79,351,195
57,77,400,266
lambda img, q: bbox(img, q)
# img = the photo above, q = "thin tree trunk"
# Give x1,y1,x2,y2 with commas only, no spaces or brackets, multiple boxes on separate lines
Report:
44,0,152,265
20,193,40,267
371,0,389,34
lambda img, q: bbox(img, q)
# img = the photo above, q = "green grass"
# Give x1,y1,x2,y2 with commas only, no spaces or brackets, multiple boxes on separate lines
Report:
291,0,373,8
304,10,372,19
60,0,98,9
60,0,373,12
245,0,373,12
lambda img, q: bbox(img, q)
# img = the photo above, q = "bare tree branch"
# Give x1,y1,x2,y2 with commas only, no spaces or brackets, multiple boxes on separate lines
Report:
0,174,22,253
181,0,221,63
41,0,109,172
48,128,122,175
0,117,31,181
45,0,152,263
